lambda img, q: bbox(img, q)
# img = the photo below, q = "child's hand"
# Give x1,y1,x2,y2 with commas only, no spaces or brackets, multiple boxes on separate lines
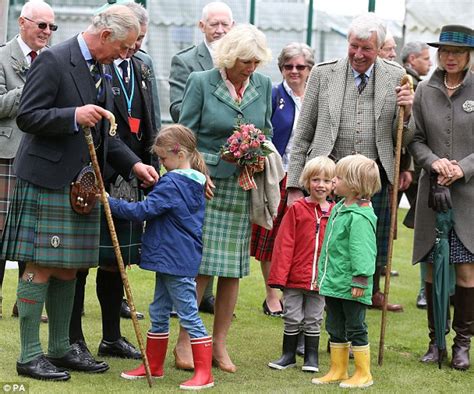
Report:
351,287,364,298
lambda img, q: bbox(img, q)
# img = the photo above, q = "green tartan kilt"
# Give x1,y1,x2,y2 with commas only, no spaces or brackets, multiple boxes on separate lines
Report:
98,210,143,267
200,175,251,279
0,178,100,269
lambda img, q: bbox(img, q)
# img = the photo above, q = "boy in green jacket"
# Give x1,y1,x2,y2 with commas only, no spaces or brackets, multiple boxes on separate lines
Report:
312,154,381,389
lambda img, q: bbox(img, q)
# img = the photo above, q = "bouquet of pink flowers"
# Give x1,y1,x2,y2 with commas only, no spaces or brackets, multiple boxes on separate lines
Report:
220,122,272,190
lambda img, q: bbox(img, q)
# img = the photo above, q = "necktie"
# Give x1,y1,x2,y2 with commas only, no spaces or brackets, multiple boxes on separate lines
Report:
358,73,367,94
118,60,130,93
29,51,37,62
89,60,105,104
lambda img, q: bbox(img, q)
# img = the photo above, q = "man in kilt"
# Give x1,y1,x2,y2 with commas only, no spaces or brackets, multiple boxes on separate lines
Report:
68,1,158,362
0,0,55,321
286,13,415,312
0,5,159,381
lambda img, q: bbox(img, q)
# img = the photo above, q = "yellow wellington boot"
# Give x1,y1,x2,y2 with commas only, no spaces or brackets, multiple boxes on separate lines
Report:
339,344,373,388
312,342,349,385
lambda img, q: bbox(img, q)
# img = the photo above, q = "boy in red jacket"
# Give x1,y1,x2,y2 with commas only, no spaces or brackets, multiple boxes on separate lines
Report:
268,156,335,372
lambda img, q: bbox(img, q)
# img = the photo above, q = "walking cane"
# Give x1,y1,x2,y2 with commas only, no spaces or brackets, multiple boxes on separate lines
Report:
83,112,153,387
378,75,413,366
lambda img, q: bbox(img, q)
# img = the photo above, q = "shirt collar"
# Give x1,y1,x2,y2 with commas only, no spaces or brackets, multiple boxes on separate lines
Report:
203,40,214,59
282,80,302,103
77,33,93,63
16,35,38,58
351,63,374,80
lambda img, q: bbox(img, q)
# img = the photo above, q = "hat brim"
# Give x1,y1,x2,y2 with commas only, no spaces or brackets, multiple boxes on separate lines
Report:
428,41,474,48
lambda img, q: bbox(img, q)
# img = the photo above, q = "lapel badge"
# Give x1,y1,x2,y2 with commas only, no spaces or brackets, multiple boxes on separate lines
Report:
462,100,473,113
279,97,285,110
112,87,120,96
141,80,147,89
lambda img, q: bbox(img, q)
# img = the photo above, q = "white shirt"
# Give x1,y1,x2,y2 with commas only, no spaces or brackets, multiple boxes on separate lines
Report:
16,35,38,65
282,80,302,172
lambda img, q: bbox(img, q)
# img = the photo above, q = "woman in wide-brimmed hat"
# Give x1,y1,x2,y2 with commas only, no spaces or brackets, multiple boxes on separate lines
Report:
409,24,474,371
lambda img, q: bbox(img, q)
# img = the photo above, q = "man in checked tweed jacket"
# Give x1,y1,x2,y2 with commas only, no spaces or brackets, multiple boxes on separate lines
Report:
287,13,415,312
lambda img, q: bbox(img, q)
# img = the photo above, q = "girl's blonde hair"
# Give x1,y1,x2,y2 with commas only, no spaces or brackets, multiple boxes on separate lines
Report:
153,124,208,176
298,156,336,192
335,154,381,199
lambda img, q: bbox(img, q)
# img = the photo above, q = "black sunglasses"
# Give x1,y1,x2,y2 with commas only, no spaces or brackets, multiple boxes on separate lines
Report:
283,64,308,71
23,16,58,32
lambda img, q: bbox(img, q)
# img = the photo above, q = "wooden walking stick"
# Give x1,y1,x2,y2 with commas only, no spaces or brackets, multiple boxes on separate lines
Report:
83,112,153,387
378,75,413,366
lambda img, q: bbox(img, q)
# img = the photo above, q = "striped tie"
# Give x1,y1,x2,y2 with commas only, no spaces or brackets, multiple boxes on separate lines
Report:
89,61,104,103
358,73,367,94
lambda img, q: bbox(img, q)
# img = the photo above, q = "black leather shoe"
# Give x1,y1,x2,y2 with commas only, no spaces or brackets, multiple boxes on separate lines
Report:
17,355,70,381
120,299,144,320
47,340,109,373
199,296,215,314
98,337,141,359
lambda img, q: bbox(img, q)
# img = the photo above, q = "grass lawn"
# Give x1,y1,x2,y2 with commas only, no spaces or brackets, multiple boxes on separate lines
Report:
0,208,472,393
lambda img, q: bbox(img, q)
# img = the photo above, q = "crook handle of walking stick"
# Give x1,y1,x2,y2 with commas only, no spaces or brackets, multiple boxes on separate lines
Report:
82,115,154,387
378,74,413,366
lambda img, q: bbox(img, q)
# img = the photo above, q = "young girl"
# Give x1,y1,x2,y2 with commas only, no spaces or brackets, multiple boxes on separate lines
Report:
312,154,381,389
108,125,213,390
268,156,336,373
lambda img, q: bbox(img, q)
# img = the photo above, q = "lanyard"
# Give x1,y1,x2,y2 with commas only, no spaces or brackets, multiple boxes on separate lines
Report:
113,63,135,115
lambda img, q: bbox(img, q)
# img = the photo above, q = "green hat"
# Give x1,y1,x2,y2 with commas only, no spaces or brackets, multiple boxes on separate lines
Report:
427,25,474,48
94,0,134,15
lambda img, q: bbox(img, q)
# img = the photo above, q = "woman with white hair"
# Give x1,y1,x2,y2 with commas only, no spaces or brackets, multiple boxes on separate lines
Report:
175,23,272,373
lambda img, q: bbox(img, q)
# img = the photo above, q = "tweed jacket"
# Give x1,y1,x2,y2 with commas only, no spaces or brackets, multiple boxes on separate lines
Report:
0,37,30,159
169,42,213,122
409,69,474,262
179,68,273,179
15,35,139,190
287,57,415,188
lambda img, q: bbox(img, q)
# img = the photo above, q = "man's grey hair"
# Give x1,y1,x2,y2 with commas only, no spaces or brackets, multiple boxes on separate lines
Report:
401,41,429,64
125,1,148,26
21,0,54,18
347,13,386,49
201,1,233,23
88,4,139,41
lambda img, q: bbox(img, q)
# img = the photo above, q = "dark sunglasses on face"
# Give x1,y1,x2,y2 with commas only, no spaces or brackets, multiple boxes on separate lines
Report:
283,64,308,71
23,16,58,31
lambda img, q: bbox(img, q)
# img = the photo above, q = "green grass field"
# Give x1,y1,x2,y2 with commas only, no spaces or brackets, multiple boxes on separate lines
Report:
0,208,472,393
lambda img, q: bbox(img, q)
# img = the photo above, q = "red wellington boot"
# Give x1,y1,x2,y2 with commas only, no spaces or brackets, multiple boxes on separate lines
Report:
179,336,214,390
121,332,168,379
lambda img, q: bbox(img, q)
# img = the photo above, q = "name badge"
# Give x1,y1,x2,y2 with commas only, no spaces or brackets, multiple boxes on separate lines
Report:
128,117,141,134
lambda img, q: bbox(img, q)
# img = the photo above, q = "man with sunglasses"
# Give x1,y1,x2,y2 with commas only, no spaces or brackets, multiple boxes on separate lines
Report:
0,0,56,321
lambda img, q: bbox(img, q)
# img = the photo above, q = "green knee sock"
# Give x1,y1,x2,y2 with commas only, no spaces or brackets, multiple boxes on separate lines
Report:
17,280,48,363
45,277,76,357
